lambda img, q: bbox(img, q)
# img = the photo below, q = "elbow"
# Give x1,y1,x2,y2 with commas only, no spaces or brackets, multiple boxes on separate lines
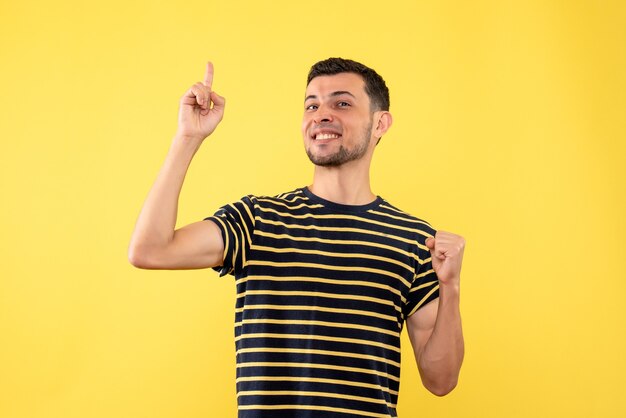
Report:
128,244,156,269
425,378,458,397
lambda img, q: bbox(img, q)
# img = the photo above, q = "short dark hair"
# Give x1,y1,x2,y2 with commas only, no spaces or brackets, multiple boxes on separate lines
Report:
306,58,390,112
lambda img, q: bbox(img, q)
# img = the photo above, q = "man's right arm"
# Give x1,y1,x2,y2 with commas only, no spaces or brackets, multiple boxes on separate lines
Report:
128,62,226,270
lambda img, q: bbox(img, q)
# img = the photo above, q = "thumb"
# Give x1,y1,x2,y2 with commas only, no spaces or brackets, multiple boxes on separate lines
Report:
211,91,226,109
425,237,435,250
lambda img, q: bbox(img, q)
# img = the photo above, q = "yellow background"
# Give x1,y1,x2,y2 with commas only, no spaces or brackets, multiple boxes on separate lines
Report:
1,1,625,417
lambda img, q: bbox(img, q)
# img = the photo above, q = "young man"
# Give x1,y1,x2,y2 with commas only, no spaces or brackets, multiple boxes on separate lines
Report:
129,58,465,418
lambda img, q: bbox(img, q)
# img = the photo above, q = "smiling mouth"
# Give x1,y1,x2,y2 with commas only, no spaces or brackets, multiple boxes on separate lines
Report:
314,133,341,140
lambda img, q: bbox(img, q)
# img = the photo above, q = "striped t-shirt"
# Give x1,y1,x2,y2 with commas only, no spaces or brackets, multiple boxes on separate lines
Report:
205,187,439,418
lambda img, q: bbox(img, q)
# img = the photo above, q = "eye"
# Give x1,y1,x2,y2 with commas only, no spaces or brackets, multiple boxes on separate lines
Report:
305,104,318,111
337,101,351,107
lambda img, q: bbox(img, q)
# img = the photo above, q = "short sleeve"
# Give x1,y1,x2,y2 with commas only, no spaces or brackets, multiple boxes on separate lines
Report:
203,195,257,277
403,224,440,318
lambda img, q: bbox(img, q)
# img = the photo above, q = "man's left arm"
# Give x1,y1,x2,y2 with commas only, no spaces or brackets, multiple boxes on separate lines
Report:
406,231,465,396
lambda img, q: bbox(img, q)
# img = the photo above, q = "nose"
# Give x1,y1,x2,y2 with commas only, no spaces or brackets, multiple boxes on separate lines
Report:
313,106,333,124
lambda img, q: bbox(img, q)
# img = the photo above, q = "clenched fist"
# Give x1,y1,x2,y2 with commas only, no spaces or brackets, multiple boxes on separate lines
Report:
176,61,226,142
425,231,465,287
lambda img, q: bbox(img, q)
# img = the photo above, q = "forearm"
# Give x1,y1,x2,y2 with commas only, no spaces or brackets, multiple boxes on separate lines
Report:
418,282,464,395
128,135,201,260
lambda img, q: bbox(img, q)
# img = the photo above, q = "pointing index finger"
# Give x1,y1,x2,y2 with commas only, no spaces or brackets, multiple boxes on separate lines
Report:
204,61,214,89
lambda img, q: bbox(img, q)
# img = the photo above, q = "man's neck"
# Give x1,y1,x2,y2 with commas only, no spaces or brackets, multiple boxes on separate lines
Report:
309,161,375,206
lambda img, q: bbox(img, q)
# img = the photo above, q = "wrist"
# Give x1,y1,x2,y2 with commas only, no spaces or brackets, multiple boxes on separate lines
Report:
173,130,205,145
166,135,203,167
439,280,460,297
171,132,204,152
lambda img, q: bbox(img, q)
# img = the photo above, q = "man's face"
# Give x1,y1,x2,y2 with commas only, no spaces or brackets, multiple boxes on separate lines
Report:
302,73,375,167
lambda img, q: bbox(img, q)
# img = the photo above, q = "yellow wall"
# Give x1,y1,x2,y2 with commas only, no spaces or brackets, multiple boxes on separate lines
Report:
1,1,625,417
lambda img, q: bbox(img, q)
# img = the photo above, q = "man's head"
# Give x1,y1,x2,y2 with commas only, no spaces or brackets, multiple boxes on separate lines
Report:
307,58,390,113
302,58,392,167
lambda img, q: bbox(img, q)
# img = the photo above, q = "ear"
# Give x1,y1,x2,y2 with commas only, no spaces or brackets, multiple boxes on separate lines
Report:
373,111,393,140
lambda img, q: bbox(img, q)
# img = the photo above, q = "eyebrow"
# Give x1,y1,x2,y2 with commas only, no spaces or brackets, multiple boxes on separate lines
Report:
304,90,356,102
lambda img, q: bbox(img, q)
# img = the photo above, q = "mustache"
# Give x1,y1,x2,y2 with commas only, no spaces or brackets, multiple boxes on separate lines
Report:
313,122,341,130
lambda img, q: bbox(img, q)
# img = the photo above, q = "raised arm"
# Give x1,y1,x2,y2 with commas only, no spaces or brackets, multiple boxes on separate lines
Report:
406,231,465,396
128,62,226,270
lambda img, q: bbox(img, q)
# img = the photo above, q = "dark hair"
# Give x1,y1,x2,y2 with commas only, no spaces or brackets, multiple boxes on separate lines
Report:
306,58,390,112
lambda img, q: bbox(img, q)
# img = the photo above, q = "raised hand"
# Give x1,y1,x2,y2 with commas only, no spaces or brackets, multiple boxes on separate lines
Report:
176,62,226,142
425,231,465,287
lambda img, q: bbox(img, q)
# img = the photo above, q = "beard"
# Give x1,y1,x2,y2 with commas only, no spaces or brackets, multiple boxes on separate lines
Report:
306,117,373,167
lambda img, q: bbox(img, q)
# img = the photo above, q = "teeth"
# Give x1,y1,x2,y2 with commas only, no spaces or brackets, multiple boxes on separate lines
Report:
315,133,340,140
